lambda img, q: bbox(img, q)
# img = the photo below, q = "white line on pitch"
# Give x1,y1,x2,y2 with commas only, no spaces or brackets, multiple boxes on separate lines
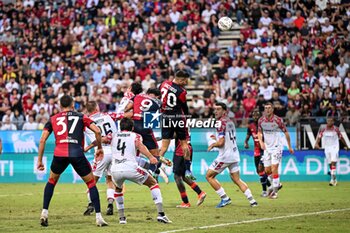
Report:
160,208,350,233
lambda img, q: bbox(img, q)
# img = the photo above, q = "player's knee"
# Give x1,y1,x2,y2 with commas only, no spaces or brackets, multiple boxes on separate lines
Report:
48,177,58,186
205,172,213,181
86,179,96,189
174,174,183,183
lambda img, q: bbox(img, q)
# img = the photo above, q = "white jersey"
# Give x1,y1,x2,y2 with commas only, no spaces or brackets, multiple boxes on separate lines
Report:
258,115,287,150
215,116,240,163
116,92,134,114
85,112,118,154
318,126,342,150
111,130,142,164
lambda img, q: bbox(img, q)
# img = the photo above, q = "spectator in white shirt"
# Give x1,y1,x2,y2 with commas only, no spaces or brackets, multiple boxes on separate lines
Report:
285,61,302,75
220,73,233,97
32,98,48,114
5,78,19,93
201,4,216,24
191,95,205,115
123,55,136,73
336,58,349,78
0,118,17,130
131,26,144,43
106,73,122,93
259,10,272,27
321,19,334,34
327,70,342,90
259,80,274,101
227,60,242,80
1,109,12,124
169,6,181,24
22,116,39,130
260,40,275,57
319,70,329,89
141,74,156,92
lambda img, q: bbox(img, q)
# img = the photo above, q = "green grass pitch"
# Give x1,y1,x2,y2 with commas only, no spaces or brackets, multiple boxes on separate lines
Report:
0,182,349,233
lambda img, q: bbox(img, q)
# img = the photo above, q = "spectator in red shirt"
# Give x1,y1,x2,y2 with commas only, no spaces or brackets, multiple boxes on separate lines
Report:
136,64,152,81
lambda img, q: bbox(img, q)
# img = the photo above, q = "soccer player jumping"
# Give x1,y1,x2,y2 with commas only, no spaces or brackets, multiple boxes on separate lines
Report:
315,117,348,186
159,70,195,180
258,102,294,199
37,95,108,227
207,103,258,208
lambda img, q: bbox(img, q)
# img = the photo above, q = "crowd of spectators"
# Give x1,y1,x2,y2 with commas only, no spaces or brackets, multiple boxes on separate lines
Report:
0,0,350,130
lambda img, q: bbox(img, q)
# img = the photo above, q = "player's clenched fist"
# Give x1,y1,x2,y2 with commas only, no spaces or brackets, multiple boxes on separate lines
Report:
37,160,45,171
149,156,158,164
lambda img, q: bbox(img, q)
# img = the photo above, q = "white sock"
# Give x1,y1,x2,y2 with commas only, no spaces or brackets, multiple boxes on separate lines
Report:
243,188,255,203
87,189,91,203
215,187,229,200
107,188,115,203
41,209,48,216
331,166,336,180
272,176,280,193
150,185,163,204
96,212,102,219
114,192,124,210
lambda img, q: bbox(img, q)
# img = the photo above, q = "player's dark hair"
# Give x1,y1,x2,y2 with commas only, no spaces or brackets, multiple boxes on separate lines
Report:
147,88,161,97
120,118,134,131
86,101,97,113
175,70,190,79
131,82,143,95
215,102,227,111
264,102,274,108
60,95,73,108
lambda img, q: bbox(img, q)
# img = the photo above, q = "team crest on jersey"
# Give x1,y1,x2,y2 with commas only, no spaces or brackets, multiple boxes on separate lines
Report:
143,110,162,129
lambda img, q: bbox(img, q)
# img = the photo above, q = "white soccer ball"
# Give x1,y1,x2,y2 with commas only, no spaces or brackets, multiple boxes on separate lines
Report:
218,16,233,31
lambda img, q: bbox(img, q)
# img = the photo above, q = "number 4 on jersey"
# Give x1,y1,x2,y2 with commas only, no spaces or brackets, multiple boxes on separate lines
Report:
117,139,126,156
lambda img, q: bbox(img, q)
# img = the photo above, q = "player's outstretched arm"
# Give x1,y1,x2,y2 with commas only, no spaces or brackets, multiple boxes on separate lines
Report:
208,137,225,151
37,130,51,171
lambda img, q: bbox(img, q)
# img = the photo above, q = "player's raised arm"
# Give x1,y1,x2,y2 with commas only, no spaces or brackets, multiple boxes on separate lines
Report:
37,120,53,171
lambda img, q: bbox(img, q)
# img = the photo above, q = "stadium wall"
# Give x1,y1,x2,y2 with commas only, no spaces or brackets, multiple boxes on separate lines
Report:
0,129,349,183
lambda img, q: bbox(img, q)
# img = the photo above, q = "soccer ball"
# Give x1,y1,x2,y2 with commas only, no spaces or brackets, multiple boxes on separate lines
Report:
218,17,233,31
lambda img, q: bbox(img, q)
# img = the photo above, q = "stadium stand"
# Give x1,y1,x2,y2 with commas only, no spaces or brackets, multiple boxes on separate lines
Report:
0,0,350,130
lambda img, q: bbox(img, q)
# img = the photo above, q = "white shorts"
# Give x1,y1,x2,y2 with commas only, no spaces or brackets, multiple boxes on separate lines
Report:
325,148,339,164
209,159,240,174
263,149,282,167
92,153,112,177
110,162,149,189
